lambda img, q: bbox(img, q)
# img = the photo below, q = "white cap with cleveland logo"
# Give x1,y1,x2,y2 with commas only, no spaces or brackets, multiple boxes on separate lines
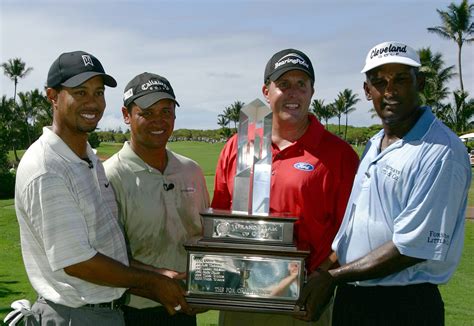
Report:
361,41,421,73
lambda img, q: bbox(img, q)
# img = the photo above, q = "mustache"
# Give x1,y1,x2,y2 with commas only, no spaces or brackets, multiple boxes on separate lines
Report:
382,98,401,105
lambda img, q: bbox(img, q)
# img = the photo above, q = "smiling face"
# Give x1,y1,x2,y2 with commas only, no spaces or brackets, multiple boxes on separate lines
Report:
123,98,176,154
262,70,314,127
288,262,299,275
364,63,424,127
49,76,106,136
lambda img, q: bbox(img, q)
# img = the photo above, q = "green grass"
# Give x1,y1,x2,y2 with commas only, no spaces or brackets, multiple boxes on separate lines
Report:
95,142,123,159
3,141,474,325
95,142,223,198
0,199,35,321
167,141,225,177
469,168,474,207
440,220,474,325
96,141,225,177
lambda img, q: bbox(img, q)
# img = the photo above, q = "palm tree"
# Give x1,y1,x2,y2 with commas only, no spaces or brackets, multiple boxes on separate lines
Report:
341,89,360,140
418,47,456,115
330,89,360,138
0,95,21,162
310,99,335,128
223,100,245,129
217,114,230,128
17,89,51,146
217,114,232,138
28,89,53,129
331,95,346,136
439,90,474,132
1,58,33,103
427,0,474,92
368,107,378,119
17,92,33,146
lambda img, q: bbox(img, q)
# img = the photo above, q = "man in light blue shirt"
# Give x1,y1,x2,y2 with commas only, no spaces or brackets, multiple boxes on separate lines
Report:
295,41,471,326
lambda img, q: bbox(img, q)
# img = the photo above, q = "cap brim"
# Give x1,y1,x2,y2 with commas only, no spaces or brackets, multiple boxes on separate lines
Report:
361,57,421,73
133,92,180,109
269,67,314,83
61,71,117,88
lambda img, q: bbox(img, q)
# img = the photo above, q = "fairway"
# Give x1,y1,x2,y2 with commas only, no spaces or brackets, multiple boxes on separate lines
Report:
97,141,225,198
1,141,473,325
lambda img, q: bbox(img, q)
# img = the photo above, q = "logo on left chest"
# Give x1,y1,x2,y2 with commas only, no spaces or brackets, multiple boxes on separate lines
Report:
381,164,401,181
293,162,314,172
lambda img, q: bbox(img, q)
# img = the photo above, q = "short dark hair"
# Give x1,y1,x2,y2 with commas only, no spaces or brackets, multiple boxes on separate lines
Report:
125,102,136,113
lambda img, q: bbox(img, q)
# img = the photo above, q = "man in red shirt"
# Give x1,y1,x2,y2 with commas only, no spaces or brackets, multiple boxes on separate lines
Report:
212,48,359,326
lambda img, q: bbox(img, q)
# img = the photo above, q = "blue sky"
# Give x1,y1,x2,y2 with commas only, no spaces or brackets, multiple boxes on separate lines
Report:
1,0,473,131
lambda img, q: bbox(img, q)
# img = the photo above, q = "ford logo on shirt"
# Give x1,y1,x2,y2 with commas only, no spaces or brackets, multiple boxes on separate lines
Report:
293,162,314,171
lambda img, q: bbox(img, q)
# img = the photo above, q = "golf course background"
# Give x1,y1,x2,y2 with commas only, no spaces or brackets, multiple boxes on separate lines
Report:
1,141,473,325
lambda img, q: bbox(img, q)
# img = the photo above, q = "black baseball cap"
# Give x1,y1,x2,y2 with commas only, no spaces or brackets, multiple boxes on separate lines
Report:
264,48,314,85
123,72,180,108
47,51,117,88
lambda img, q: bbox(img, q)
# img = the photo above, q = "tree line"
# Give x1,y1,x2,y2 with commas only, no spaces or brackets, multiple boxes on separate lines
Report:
1,0,473,197
216,0,474,142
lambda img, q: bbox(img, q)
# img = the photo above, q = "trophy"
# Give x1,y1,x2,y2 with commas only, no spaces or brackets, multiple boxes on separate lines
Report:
184,99,309,315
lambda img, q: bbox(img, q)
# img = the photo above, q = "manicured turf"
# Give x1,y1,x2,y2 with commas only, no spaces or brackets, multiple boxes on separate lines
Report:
101,141,225,175
2,141,474,325
0,199,35,321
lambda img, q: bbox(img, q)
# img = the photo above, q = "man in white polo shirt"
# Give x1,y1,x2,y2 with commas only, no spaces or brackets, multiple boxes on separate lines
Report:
296,41,471,325
14,52,191,325
104,72,209,325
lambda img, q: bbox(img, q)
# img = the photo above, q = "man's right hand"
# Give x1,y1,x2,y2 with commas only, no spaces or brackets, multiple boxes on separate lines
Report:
149,273,191,315
64,254,193,316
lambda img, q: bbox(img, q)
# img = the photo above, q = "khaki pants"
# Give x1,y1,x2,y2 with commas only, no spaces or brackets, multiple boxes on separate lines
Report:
219,298,333,326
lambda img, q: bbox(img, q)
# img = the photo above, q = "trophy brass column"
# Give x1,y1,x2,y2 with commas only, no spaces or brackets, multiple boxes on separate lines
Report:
184,99,309,315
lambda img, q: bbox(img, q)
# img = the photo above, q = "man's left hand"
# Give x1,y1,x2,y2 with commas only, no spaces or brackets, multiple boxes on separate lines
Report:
294,268,336,321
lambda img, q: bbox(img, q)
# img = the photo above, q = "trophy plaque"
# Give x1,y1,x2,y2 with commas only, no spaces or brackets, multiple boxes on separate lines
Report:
184,99,309,315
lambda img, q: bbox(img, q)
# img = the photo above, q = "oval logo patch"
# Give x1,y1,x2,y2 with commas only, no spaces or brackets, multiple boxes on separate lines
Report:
293,162,314,171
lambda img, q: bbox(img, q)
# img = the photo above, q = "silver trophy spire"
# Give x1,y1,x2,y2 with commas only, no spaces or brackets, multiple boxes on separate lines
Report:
232,99,272,215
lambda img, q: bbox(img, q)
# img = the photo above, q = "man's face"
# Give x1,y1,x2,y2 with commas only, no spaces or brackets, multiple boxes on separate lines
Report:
364,63,423,126
49,76,106,134
262,70,314,125
123,98,176,151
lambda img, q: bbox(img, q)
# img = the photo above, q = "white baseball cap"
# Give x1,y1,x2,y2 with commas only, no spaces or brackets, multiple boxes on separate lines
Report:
361,41,421,73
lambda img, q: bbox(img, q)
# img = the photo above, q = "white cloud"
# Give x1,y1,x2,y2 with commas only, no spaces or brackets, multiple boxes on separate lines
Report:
2,0,472,131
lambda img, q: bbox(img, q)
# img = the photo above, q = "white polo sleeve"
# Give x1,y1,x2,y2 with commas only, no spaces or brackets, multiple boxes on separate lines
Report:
22,174,97,271
393,158,469,261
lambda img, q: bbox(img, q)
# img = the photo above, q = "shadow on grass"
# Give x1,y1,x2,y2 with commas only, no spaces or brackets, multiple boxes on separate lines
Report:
0,306,11,314
0,275,22,300
0,283,22,324
0,278,22,299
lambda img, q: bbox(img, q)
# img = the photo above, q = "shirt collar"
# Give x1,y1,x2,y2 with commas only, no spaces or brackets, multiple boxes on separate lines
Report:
366,106,435,160
42,126,98,166
272,115,324,153
369,106,434,144
118,141,176,174
296,114,324,149
402,106,435,142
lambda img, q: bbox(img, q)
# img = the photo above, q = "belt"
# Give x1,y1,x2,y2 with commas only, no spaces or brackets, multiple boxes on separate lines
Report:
83,294,128,310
